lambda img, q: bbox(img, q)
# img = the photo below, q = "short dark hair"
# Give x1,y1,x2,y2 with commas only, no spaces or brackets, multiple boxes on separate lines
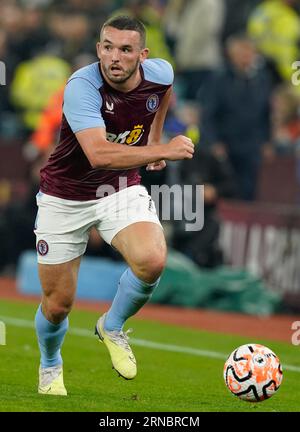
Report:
101,15,146,48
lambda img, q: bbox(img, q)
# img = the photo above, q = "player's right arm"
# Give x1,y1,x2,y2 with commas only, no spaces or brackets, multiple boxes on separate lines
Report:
75,127,194,169
63,77,194,170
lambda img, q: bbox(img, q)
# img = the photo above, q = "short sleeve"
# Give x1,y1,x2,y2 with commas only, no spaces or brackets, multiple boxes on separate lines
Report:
142,59,174,86
63,77,105,133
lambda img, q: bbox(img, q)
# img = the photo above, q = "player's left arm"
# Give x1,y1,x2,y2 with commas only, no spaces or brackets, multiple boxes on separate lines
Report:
146,86,173,171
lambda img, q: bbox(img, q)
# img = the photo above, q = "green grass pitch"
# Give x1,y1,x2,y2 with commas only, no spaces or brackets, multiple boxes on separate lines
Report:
0,299,299,412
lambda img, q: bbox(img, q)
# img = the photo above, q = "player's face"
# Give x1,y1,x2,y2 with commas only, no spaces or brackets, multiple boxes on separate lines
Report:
97,26,149,85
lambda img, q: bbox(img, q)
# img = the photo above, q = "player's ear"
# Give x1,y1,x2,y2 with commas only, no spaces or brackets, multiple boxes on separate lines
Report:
140,48,149,63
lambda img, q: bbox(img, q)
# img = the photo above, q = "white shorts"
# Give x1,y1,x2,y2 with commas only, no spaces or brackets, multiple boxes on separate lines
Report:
34,185,162,264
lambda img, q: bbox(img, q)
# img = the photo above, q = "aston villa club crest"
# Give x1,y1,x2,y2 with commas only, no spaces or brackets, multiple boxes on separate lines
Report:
37,239,49,256
146,94,159,112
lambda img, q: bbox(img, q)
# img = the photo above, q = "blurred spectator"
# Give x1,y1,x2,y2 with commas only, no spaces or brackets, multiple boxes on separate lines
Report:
201,35,273,201
17,4,51,60
271,84,300,155
111,0,174,65
248,0,300,83
47,0,119,40
0,2,25,67
222,0,262,43
25,53,97,160
1,2,50,65
19,0,53,6
10,54,71,132
172,147,237,268
25,87,64,159
49,0,114,13
47,11,95,61
164,0,224,100
0,2,48,125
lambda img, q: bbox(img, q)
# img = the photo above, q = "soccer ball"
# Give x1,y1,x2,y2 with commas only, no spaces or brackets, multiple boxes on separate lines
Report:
223,343,283,402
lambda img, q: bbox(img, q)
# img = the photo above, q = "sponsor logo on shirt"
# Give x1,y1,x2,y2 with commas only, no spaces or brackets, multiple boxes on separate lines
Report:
106,124,144,145
105,100,114,114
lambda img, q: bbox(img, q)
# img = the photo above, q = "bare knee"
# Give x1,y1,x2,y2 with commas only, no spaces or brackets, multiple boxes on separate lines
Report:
132,251,167,284
42,297,73,324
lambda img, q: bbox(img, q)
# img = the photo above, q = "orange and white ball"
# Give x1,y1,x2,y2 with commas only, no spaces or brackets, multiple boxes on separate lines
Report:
224,344,283,402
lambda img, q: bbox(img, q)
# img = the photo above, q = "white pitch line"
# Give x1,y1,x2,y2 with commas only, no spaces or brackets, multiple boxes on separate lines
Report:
1,315,300,373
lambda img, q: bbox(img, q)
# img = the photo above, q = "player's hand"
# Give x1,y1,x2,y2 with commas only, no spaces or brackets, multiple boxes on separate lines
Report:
165,135,194,161
146,160,167,171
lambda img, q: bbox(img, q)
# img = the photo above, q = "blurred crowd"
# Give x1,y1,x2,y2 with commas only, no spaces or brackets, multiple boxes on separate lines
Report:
1,0,300,273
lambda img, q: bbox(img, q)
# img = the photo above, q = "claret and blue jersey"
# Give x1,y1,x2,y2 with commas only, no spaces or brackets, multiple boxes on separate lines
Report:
40,59,174,201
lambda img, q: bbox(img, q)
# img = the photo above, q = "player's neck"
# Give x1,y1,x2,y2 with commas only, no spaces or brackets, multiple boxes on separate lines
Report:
102,66,142,93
